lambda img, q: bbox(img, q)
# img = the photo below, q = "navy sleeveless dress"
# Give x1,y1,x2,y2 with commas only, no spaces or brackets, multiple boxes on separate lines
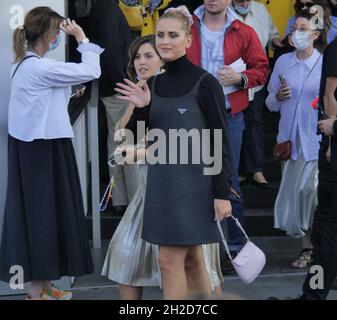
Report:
142,74,221,245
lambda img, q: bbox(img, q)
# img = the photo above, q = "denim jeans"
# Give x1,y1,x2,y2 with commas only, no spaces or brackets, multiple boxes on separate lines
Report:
240,88,266,174
226,111,246,252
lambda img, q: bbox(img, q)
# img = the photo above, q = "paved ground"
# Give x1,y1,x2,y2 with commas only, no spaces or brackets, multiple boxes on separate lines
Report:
1,237,336,300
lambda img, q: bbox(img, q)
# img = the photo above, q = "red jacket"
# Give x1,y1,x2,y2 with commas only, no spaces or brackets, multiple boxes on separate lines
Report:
186,15,269,115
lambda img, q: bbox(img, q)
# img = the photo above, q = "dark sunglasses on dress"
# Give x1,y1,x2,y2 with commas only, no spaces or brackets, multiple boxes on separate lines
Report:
298,2,315,9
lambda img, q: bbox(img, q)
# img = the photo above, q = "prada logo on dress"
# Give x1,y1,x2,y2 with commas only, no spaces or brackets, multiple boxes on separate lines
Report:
178,107,188,114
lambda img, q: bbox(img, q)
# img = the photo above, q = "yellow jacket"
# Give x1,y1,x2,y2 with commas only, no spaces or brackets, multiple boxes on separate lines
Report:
119,0,172,36
258,0,295,35
141,0,172,36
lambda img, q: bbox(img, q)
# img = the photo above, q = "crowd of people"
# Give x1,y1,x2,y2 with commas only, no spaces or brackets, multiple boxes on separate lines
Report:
0,0,337,301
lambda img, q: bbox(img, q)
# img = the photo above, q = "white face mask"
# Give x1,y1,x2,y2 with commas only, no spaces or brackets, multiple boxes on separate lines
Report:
291,30,313,51
234,3,251,16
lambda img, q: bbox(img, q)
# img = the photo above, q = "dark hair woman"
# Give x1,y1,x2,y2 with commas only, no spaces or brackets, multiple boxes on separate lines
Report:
287,0,336,43
266,11,324,270
127,35,161,87
291,8,329,52
273,0,331,66
102,35,162,300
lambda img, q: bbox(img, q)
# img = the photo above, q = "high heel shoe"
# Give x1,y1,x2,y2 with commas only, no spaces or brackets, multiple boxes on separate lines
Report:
251,172,273,189
251,178,273,189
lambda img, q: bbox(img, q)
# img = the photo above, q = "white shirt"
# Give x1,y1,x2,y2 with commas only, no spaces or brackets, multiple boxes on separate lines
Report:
8,43,103,142
194,5,239,108
232,1,279,98
266,49,322,162
232,1,279,49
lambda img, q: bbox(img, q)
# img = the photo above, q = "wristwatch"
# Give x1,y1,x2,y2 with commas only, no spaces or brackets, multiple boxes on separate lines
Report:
237,73,248,89
79,37,89,44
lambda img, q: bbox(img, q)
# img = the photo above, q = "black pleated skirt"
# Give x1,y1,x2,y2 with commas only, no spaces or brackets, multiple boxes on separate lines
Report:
0,136,93,283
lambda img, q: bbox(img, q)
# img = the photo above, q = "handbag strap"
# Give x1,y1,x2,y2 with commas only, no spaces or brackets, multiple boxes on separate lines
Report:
287,53,322,141
11,55,39,80
216,216,250,261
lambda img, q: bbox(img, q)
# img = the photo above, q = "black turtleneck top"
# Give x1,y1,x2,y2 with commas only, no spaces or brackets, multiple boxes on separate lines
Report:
126,55,232,200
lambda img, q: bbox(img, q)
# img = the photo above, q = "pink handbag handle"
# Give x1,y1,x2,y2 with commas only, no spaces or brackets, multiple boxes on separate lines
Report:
216,216,250,261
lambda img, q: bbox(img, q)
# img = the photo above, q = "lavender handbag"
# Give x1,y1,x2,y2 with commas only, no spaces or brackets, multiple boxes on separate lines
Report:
217,217,266,284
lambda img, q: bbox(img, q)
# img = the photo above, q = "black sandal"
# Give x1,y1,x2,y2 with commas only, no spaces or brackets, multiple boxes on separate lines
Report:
291,248,313,269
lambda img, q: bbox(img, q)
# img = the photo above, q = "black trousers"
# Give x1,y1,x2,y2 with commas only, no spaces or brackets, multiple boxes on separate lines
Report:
302,149,337,299
240,88,266,174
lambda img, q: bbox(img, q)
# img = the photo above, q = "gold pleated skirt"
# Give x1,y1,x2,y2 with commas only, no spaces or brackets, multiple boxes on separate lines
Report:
102,164,223,289
101,165,161,287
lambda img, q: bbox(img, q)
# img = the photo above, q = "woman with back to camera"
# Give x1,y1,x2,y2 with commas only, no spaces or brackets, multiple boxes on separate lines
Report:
0,6,103,300
115,6,232,299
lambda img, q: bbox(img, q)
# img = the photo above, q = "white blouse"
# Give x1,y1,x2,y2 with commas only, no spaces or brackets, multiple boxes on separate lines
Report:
8,43,104,142
266,49,322,162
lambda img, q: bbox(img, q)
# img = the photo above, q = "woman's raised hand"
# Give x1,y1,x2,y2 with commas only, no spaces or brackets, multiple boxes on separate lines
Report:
115,79,151,108
60,19,86,44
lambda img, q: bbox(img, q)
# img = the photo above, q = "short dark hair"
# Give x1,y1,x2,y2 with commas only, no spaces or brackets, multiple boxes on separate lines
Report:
294,0,332,30
295,8,328,52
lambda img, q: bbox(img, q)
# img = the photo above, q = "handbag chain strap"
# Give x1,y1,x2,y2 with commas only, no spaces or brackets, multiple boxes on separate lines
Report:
287,53,322,141
216,217,250,261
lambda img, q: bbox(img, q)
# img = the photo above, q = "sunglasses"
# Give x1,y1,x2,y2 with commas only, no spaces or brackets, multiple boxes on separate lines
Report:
298,2,315,9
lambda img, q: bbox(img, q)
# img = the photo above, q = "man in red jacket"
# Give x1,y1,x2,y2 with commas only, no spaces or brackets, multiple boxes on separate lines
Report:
186,0,269,272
